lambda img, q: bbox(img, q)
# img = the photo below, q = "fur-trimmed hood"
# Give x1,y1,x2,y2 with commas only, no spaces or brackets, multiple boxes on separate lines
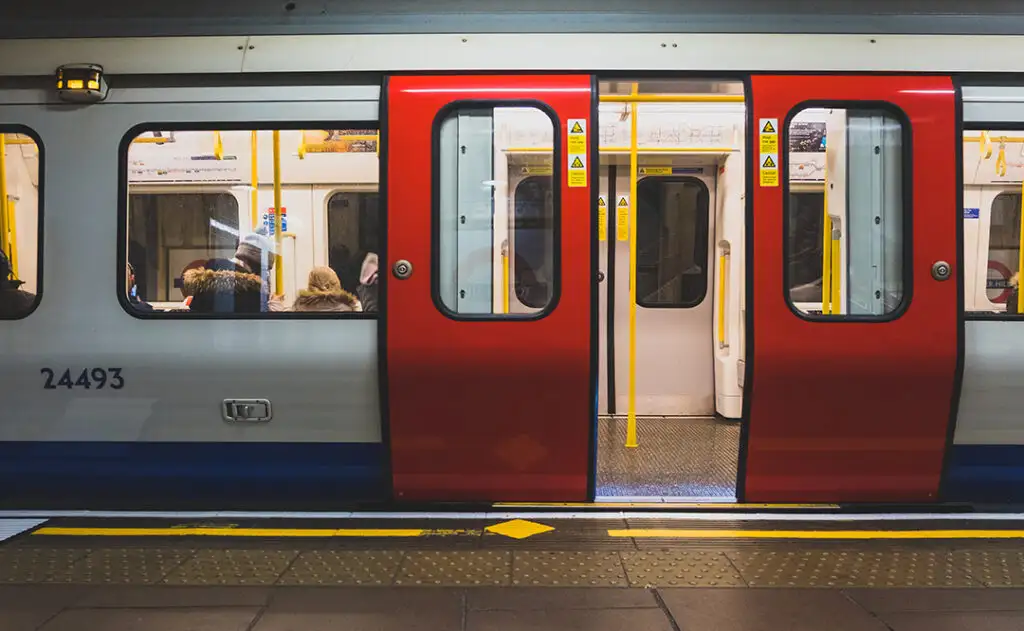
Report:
292,288,361,312
184,267,264,314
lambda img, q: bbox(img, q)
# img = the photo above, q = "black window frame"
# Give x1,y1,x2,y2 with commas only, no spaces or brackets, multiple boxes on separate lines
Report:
634,175,711,309
430,100,562,321
781,101,914,323
0,125,44,321
117,122,380,320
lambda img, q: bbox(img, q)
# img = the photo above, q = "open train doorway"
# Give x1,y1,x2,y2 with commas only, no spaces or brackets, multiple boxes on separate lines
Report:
594,79,746,502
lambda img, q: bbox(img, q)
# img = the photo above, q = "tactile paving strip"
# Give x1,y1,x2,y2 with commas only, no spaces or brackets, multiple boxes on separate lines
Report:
396,550,511,586
728,549,981,588
513,551,628,587
47,548,194,584
621,550,746,587
0,547,90,583
955,550,1024,587
278,550,403,586
162,549,299,585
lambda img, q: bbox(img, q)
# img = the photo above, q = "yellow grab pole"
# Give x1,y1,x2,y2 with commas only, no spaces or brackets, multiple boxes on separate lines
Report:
501,242,510,315
626,83,639,449
601,94,745,103
830,226,841,313
0,134,8,262
717,251,728,348
272,130,283,294
821,159,832,314
7,198,16,279
1018,178,1024,314
250,131,259,230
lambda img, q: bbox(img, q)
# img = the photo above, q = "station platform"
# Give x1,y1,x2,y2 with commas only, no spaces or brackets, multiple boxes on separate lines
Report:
2,512,1024,630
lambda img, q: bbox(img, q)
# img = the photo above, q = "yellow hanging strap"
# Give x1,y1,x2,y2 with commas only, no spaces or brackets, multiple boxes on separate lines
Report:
997,141,1008,177
213,131,223,160
626,82,640,449
298,130,306,160
980,131,993,159
1018,177,1024,314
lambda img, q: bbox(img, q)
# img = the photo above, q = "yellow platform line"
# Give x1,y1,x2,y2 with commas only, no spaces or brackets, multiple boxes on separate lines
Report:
495,503,839,509
34,527,429,538
609,529,1024,540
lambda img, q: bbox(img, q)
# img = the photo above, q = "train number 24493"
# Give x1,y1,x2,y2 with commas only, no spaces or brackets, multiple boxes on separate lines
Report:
41,368,124,390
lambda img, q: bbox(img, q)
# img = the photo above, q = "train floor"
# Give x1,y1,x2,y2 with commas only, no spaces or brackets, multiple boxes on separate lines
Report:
596,415,740,500
2,513,1024,629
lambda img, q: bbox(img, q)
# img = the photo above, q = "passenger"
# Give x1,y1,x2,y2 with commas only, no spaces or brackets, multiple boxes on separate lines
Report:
356,252,379,313
292,266,361,312
126,263,153,312
230,229,285,312
1008,273,1020,314
182,258,263,314
0,249,35,317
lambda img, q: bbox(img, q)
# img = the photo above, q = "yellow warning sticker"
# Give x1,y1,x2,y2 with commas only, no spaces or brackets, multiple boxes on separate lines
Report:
759,118,779,155
639,166,672,176
760,152,779,187
519,165,553,176
568,153,587,187
616,195,629,241
568,118,587,156
597,195,607,242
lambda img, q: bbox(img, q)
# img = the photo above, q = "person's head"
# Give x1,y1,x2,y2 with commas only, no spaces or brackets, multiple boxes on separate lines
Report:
307,266,342,293
234,230,276,276
0,249,23,290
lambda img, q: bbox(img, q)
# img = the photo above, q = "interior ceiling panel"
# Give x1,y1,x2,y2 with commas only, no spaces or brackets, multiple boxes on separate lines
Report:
2,0,1024,38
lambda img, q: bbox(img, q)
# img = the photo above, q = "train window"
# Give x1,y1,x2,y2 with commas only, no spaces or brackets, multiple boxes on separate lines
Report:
785,107,907,318
435,105,557,317
122,128,380,315
636,177,709,308
987,192,1021,312
0,131,41,319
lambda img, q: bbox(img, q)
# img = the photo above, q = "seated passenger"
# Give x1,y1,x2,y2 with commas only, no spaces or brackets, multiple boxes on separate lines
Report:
126,263,153,312
1008,274,1020,314
356,252,379,313
292,266,361,312
182,258,263,314
0,250,34,317
230,230,285,312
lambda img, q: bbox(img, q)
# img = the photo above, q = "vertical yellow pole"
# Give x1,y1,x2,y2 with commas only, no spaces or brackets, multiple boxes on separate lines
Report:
821,162,832,314
502,248,510,314
250,131,259,230
1018,178,1024,314
830,229,841,313
717,252,728,347
626,83,639,448
7,198,16,279
272,130,283,294
0,134,8,263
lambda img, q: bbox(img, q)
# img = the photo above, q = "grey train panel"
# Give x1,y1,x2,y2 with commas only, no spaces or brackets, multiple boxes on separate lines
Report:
963,87,1024,124
0,87,382,444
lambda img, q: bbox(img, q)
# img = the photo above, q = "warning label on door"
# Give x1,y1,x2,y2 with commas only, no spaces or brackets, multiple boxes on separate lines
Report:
759,153,779,187
568,153,587,187
759,118,779,154
598,196,607,242
616,195,629,241
568,118,587,155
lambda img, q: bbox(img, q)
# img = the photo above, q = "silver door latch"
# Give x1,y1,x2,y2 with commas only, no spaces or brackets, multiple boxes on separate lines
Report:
222,399,273,422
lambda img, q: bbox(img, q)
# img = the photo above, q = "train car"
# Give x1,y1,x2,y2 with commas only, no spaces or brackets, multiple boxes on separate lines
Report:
1,1,1024,508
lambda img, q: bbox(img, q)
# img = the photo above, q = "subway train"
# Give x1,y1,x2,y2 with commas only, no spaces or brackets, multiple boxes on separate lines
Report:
2,14,1024,508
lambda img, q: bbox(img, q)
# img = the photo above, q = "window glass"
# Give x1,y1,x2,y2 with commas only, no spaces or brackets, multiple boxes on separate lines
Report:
636,177,709,307
786,108,906,317
0,132,40,319
436,106,557,316
124,128,379,315
988,193,1020,311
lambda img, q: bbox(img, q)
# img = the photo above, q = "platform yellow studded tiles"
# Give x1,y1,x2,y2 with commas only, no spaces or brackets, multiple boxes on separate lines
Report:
484,519,555,540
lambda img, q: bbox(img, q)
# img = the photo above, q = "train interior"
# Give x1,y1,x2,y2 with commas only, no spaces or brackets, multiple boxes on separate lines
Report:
3,76,1024,505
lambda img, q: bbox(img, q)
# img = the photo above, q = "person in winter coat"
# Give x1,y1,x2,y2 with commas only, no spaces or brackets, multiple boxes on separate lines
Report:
230,230,285,312
292,266,361,312
0,249,34,318
357,252,379,313
1008,273,1020,314
182,258,264,314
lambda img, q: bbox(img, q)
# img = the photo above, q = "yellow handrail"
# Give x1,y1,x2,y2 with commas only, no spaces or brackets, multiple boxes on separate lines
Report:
822,160,832,314
966,134,1024,144
717,249,729,348
272,130,284,295
830,225,841,313
7,197,16,279
601,94,744,103
1019,178,1024,314
250,131,259,230
501,242,510,315
0,134,7,268
505,146,735,153
626,82,639,449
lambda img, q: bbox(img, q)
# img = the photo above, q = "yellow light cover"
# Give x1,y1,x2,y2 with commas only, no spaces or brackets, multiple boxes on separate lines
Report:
67,79,83,90
87,80,99,90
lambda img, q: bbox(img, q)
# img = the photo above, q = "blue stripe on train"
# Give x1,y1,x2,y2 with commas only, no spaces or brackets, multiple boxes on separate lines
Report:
0,441,386,505
944,444,1024,503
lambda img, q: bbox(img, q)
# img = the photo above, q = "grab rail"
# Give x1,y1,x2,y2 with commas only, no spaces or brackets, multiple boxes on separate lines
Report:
718,246,729,349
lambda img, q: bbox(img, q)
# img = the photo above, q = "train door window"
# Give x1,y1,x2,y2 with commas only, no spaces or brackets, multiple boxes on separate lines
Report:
785,107,907,318
127,193,239,304
988,192,1021,311
435,105,557,317
512,176,554,309
787,191,825,304
327,191,380,299
0,131,40,319
636,177,710,307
